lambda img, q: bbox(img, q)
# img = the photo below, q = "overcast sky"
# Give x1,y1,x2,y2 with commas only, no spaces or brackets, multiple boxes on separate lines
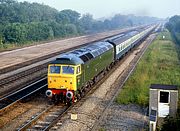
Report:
18,0,180,19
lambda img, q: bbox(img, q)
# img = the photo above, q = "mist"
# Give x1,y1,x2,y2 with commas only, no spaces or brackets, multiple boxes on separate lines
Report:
18,0,180,19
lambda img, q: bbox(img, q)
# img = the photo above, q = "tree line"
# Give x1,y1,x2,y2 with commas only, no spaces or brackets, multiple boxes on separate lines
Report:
0,0,160,45
166,15,180,43
162,15,180,131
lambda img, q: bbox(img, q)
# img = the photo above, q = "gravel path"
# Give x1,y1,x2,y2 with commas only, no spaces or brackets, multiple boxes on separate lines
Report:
99,103,148,131
0,68,46,97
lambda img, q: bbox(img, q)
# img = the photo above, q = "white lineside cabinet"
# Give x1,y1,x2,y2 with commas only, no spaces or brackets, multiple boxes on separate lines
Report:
149,84,178,131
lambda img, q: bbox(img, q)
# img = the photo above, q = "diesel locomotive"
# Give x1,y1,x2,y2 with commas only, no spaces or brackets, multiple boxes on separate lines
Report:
46,25,155,104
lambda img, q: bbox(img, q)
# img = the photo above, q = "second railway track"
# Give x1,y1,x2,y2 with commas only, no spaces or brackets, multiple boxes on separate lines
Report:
0,77,47,114
0,65,47,87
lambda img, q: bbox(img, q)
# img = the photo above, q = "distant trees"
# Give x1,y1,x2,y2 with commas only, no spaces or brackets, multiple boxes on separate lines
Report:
0,0,82,44
166,15,180,43
166,15,180,33
162,15,180,131
3,23,27,43
59,10,80,24
3,22,53,43
79,13,94,33
0,0,160,45
0,0,58,24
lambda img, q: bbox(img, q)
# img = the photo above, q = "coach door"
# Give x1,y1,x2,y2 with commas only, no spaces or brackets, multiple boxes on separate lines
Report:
158,91,170,117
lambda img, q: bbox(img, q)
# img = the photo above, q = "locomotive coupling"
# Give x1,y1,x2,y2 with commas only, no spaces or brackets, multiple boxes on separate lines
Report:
66,91,73,100
46,90,53,97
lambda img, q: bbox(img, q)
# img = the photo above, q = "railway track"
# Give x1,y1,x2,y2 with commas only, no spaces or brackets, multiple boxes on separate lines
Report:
0,77,47,114
17,104,69,131
0,64,47,87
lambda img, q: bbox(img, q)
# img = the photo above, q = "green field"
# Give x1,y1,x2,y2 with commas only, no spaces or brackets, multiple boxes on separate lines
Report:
116,31,180,107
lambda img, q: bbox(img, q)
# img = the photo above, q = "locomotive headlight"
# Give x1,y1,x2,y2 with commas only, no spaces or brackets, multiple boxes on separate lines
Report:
46,90,52,97
61,86,65,89
66,91,73,100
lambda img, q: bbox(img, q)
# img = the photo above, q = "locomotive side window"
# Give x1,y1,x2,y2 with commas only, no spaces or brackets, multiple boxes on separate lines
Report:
76,66,81,74
50,66,61,74
62,66,74,74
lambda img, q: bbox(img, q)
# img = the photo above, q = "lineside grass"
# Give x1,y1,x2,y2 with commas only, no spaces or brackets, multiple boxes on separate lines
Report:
116,31,180,106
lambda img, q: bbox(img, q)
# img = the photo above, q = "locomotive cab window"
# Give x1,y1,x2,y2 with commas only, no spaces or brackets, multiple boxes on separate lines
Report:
50,65,61,74
62,66,74,74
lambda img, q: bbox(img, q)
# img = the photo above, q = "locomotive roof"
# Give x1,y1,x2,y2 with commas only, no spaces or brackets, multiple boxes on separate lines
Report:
107,27,146,45
50,41,113,65
50,54,84,65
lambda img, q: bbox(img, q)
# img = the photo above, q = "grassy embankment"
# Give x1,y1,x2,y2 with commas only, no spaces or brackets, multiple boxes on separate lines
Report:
116,30,180,107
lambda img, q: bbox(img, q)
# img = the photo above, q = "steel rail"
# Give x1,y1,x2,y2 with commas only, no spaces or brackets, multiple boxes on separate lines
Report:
17,105,54,131
0,77,47,113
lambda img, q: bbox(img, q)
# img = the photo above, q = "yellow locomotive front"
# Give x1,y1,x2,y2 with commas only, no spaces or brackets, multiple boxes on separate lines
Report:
46,63,81,104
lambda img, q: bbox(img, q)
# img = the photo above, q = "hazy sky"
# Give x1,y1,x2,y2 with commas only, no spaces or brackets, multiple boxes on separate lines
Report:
18,0,180,19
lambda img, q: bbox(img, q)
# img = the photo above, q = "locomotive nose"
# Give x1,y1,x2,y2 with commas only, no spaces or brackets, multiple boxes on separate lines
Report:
46,90,52,97
66,91,73,100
